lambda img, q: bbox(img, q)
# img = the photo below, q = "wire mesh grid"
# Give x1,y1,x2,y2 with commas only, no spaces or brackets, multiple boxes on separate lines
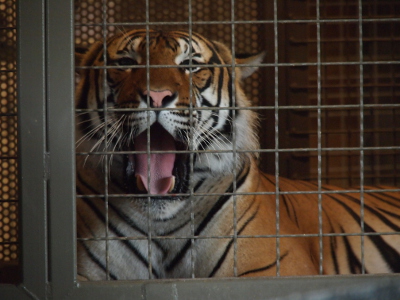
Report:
0,0,18,266
74,0,400,280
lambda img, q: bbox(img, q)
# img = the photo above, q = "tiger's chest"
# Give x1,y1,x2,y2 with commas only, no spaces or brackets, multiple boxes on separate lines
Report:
76,174,240,279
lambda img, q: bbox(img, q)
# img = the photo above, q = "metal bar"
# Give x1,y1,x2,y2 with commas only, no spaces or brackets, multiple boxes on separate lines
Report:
273,0,281,277
145,0,153,279
74,187,400,200
46,0,76,297
316,0,323,275
74,60,400,70
0,285,34,300
100,0,111,281
75,145,400,156
187,0,196,278
76,60,400,72
69,275,400,300
17,0,48,298
73,17,400,27
75,231,400,241
358,0,366,274
230,0,239,278
75,103,400,113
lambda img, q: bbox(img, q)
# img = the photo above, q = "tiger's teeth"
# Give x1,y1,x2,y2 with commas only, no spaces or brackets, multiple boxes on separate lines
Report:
136,175,146,192
168,176,175,193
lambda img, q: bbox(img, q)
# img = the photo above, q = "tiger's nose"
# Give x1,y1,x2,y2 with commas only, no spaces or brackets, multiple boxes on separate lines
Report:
143,89,174,108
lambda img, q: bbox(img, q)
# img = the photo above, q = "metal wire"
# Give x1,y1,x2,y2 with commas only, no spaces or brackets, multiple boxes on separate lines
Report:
316,0,323,275
230,0,239,278
187,0,196,279
76,187,400,200
273,0,281,277
72,0,400,281
77,230,400,242
358,0,365,274
145,0,154,279
74,17,400,27
101,0,111,280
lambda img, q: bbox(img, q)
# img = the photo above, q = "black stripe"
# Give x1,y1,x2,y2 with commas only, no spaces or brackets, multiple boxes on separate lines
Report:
80,195,160,278
325,193,400,273
160,218,192,237
193,178,206,192
329,236,340,274
76,74,90,109
368,192,400,210
77,172,166,254
208,43,223,65
282,194,299,228
226,74,235,131
108,171,126,192
200,97,214,107
227,74,233,108
108,202,167,256
93,70,106,124
216,68,224,107
341,228,363,274
166,164,250,272
238,253,288,277
377,208,400,221
208,203,260,277
199,76,212,93
194,164,250,236
80,240,118,280
262,175,301,228
77,203,119,280
333,192,400,232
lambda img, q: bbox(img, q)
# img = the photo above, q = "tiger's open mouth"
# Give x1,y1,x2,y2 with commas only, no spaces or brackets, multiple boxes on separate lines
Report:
126,122,189,197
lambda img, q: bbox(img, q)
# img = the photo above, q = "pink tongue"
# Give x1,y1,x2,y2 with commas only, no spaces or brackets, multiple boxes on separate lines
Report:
132,124,176,194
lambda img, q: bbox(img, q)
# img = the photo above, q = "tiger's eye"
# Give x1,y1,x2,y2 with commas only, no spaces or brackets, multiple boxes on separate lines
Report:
118,57,136,66
180,59,201,72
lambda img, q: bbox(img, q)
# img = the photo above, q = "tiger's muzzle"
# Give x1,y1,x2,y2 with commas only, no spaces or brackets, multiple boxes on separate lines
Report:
125,122,190,198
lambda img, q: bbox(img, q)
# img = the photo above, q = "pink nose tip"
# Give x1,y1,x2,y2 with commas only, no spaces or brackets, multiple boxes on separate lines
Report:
143,90,173,108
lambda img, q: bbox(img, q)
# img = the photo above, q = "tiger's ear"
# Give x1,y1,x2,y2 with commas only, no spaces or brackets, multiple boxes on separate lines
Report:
235,52,265,79
212,41,265,79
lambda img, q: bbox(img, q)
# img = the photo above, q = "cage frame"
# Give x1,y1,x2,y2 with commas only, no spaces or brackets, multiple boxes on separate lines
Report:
1,0,400,299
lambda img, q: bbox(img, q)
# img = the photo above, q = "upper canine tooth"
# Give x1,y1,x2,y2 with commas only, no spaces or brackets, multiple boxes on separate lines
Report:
136,175,146,192
168,176,175,193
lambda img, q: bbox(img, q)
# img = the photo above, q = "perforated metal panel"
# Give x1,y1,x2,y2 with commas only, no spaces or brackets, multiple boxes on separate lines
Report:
0,0,18,265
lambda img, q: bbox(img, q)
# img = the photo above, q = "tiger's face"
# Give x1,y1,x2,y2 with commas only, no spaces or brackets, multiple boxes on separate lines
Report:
76,29,262,210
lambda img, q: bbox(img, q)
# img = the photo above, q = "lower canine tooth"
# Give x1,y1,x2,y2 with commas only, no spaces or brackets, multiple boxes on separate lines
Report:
136,175,146,192
168,176,175,193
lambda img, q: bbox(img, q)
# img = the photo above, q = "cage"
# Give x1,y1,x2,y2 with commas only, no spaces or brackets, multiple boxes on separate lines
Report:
1,0,400,299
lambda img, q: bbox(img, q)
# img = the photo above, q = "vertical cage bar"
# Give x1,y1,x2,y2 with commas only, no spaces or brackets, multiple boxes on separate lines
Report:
358,0,365,274
187,0,196,278
273,0,280,277
144,0,153,279
47,0,76,296
100,0,111,280
18,0,48,297
315,0,323,275
230,0,238,278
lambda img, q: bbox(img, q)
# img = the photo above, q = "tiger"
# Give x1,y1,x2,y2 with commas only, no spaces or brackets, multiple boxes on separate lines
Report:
75,29,400,280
